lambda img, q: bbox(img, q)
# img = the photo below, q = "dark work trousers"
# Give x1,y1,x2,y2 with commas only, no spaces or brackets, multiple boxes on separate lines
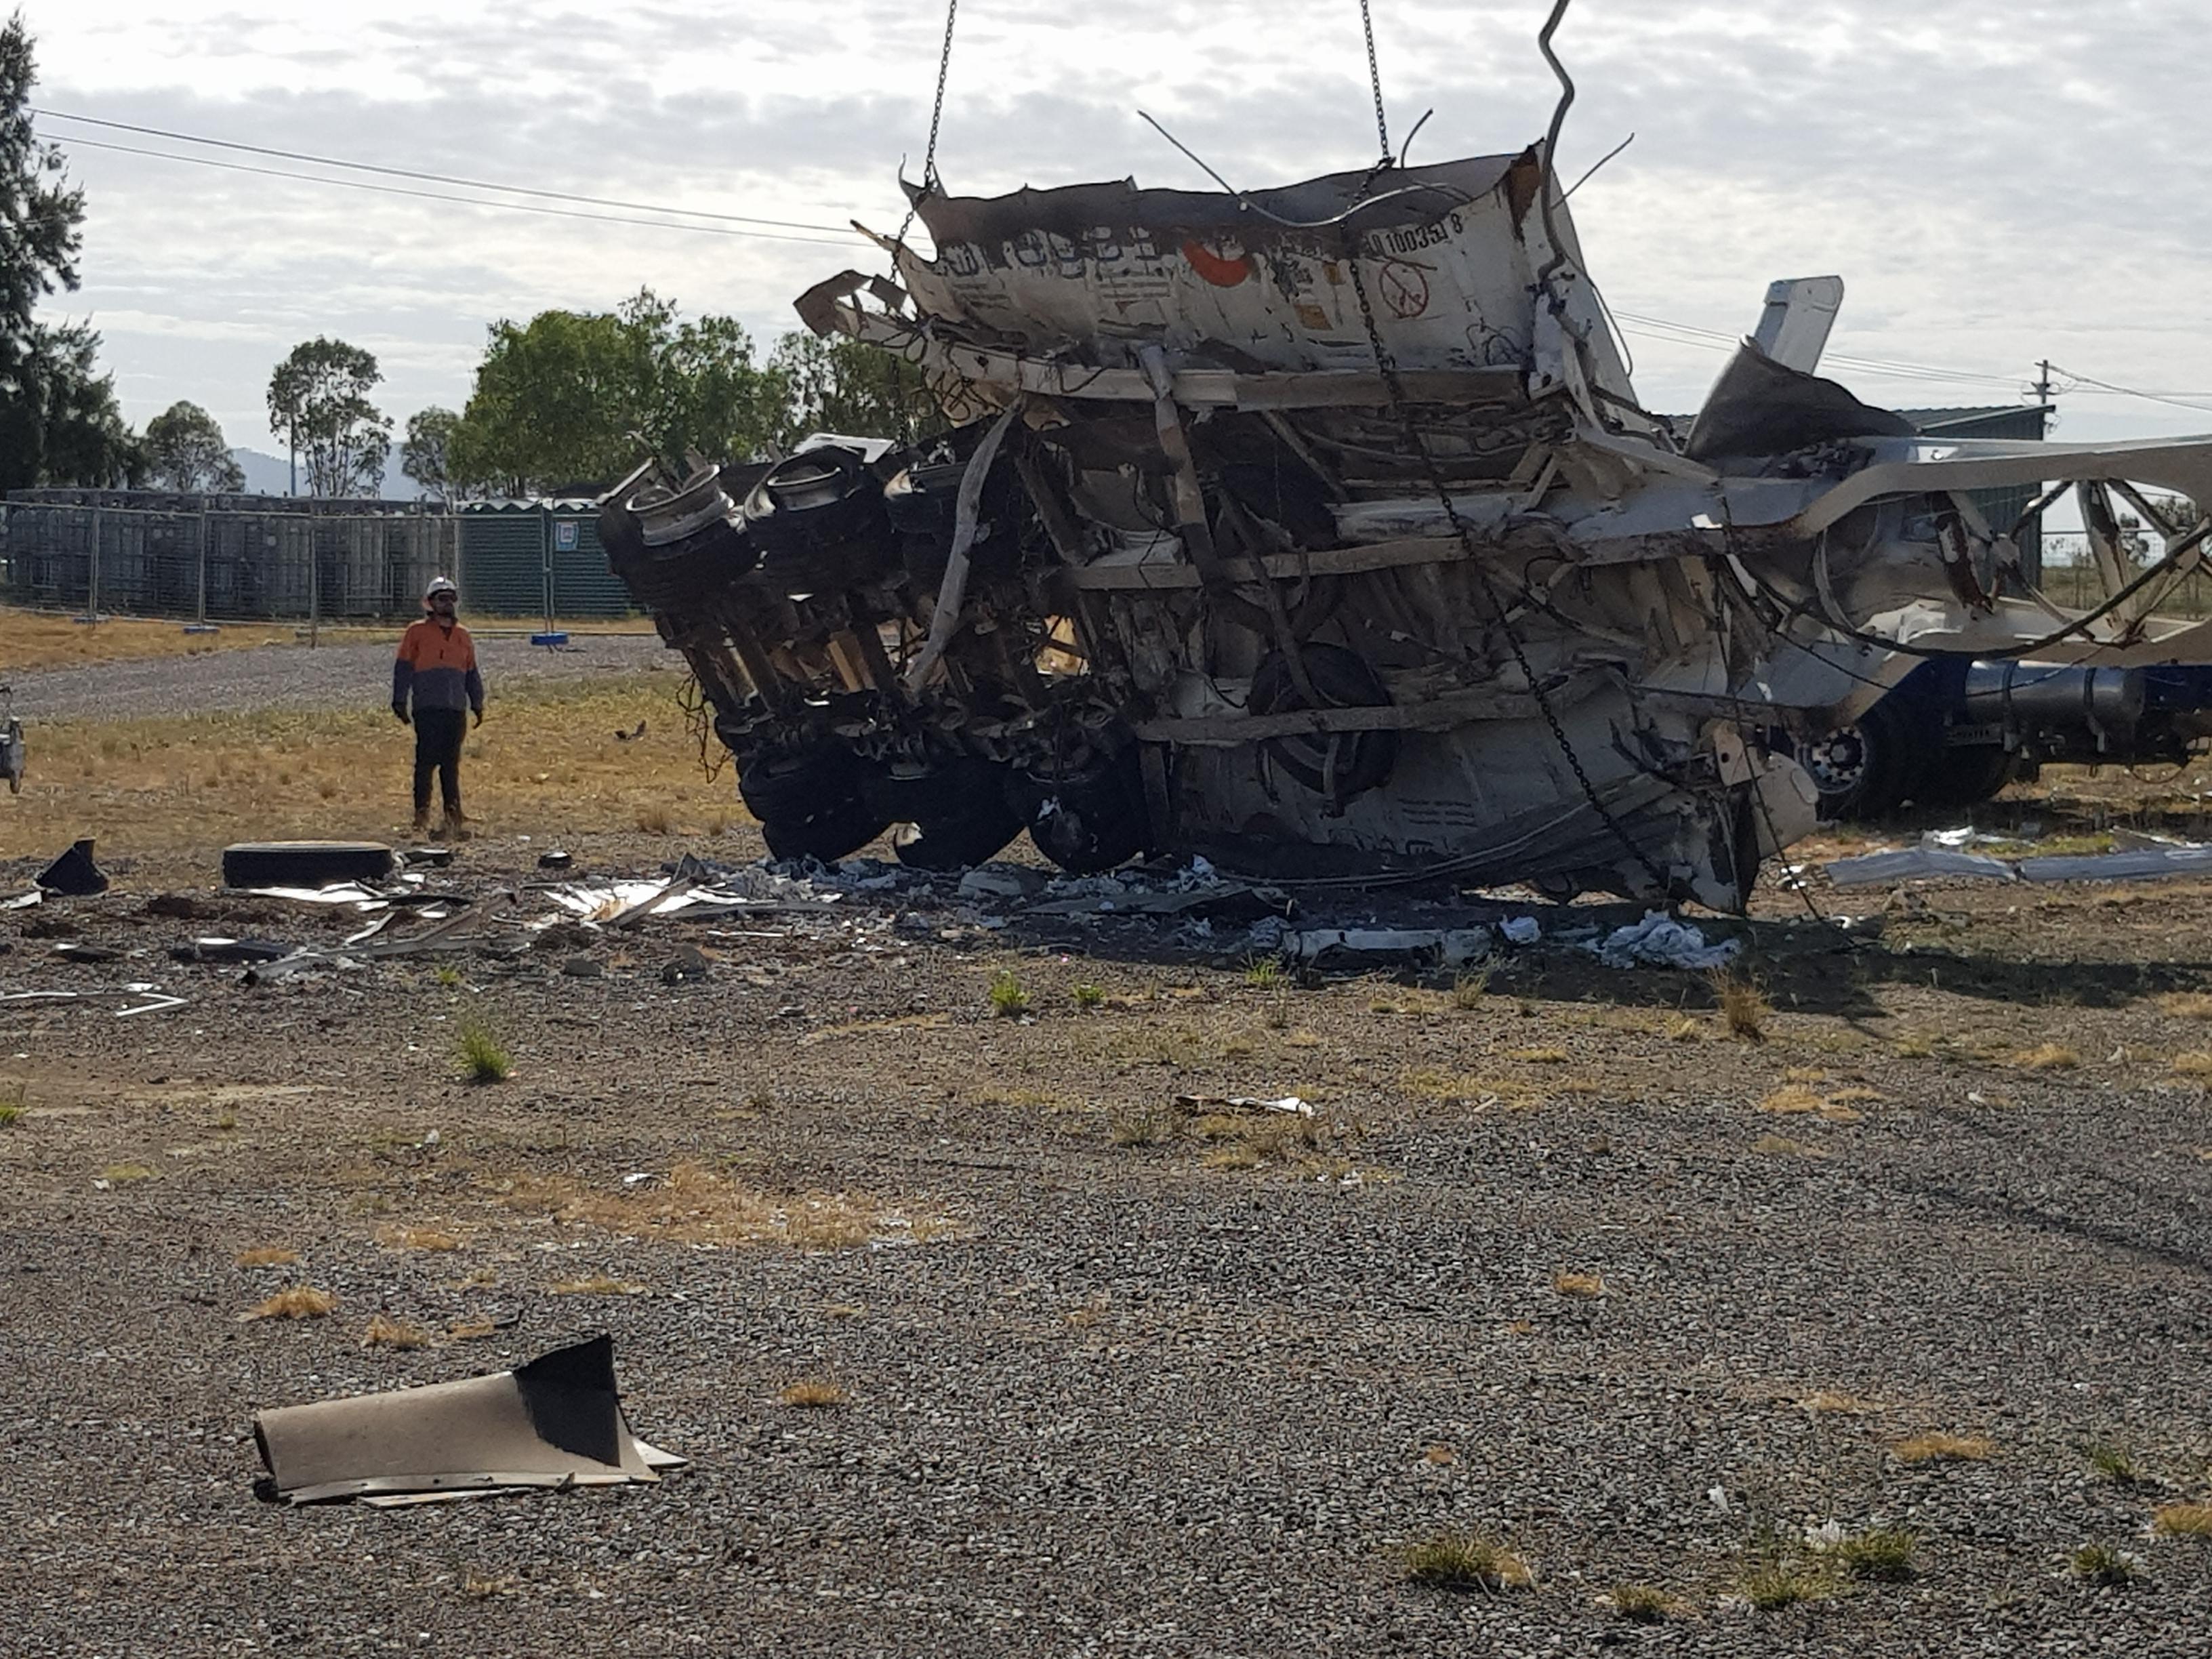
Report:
411,708,468,817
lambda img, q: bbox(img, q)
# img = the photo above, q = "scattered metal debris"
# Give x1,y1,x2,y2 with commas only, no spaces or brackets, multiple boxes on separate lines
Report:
222,841,397,890
251,1335,684,1507
1173,1093,1313,1118
1282,927,1492,970
35,838,108,897
1828,838,2212,887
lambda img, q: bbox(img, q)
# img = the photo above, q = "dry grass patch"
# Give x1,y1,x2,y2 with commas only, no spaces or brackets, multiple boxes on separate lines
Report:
1403,1530,1534,1592
1609,1583,1673,1622
1187,1107,1361,1176
1711,970,1769,1042
2152,1502,2212,1537
492,1160,951,1250
1757,1084,1824,1115
1835,1528,1919,1581
98,1162,157,1184
2082,1442,2142,1486
1824,1086,1885,1105
0,674,686,865
549,1275,649,1296
2156,991,2212,1019
1742,1558,1833,1610
1666,1015,1702,1043
379,1226,462,1252
460,1570,518,1599
241,1286,336,1321
777,1380,848,1409
1552,1270,1606,1298
1402,1068,1538,1109
234,1245,301,1268
1797,1389,1877,1416
1420,1443,1457,1466
362,1313,431,1350
1754,1134,1832,1158
2169,1051,2212,1078
1893,1431,1993,1465
1108,1103,1177,1147
2015,1042,2081,1071
447,1316,503,1341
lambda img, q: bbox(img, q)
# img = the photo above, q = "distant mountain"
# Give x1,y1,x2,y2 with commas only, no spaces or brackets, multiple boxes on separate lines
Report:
228,447,419,501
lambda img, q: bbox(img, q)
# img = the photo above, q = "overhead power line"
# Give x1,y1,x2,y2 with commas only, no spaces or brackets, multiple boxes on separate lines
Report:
32,107,859,236
43,132,866,249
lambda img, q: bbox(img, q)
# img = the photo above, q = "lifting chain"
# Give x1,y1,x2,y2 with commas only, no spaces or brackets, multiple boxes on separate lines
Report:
894,0,961,254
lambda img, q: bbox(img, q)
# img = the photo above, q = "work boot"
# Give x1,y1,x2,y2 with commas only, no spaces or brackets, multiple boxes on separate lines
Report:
410,809,431,838
443,806,474,843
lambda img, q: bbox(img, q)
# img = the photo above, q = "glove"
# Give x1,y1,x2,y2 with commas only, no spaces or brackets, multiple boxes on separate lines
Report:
472,708,484,729
392,704,409,725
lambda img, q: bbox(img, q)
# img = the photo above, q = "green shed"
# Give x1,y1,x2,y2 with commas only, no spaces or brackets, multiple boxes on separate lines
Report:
453,501,633,620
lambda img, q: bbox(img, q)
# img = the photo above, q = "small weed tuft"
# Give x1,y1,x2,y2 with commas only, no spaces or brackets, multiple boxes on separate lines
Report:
550,1275,647,1296
362,1313,431,1350
1711,970,1768,1042
460,1570,516,1598
1071,982,1105,1010
2083,1442,2141,1486
1552,1270,1606,1299
2169,1050,2212,1078
1742,1559,1831,1610
455,1017,512,1084
1108,1103,1176,1147
2017,1042,2080,1071
2152,1502,2212,1537
1403,1530,1533,1593
1666,1015,1701,1043
0,1079,23,1126
1452,968,1491,1008
988,968,1029,1019
2071,1542,2138,1586
234,1245,301,1268
382,1226,461,1252
2156,991,2212,1019
242,1286,336,1321
634,804,674,834
434,964,463,989
1243,956,1283,991
778,1379,848,1408
99,1162,156,1184
1610,1583,1671,1622
1893,1431,1993,1465
1835,1528,1918,1581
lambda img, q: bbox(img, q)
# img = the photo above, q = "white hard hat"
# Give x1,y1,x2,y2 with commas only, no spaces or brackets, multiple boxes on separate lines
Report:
425,576,459,600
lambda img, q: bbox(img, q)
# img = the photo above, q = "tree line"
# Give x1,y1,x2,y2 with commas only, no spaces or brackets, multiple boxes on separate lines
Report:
0,12,936,504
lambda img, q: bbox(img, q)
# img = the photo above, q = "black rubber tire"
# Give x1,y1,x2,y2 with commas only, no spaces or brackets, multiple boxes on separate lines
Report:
1013,754,1147,875
222,841,396,889
1799,698,1925,821
861,757,1006,825
739,752,858,823
1248,643,1397,799
891,799,1025,872
760,798,892,865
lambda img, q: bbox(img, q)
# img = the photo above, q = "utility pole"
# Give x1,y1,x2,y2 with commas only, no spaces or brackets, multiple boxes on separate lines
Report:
2036,359,2053,407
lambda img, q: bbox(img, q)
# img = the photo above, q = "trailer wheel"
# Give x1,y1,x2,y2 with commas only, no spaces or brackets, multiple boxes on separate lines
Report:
1797,699,1922,821
890,799,1025,871
759,798,891,865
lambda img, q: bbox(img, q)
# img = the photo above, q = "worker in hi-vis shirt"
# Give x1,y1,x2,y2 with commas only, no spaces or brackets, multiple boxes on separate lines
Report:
390,575,484,838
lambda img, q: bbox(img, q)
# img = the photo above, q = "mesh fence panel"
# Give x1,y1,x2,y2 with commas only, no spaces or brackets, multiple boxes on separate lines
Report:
0,501,605,623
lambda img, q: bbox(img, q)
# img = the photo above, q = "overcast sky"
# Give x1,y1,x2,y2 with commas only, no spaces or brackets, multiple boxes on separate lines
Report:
18,0,2212,460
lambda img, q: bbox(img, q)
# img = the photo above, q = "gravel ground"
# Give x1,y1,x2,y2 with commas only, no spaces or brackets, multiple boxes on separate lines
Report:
5,632,670,721
1,834,2208,1656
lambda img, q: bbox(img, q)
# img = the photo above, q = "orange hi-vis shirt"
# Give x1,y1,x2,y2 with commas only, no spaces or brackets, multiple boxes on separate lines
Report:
392,619,483,714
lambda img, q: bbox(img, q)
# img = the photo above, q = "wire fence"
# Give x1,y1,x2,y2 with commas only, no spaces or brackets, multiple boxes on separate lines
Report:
0,495,632,625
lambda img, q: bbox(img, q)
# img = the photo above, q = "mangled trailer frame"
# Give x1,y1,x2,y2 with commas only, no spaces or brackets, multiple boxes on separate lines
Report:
601,140,2212,911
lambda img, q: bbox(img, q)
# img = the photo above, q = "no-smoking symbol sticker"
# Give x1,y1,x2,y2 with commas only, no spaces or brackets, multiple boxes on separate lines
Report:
1378,260,1430,319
